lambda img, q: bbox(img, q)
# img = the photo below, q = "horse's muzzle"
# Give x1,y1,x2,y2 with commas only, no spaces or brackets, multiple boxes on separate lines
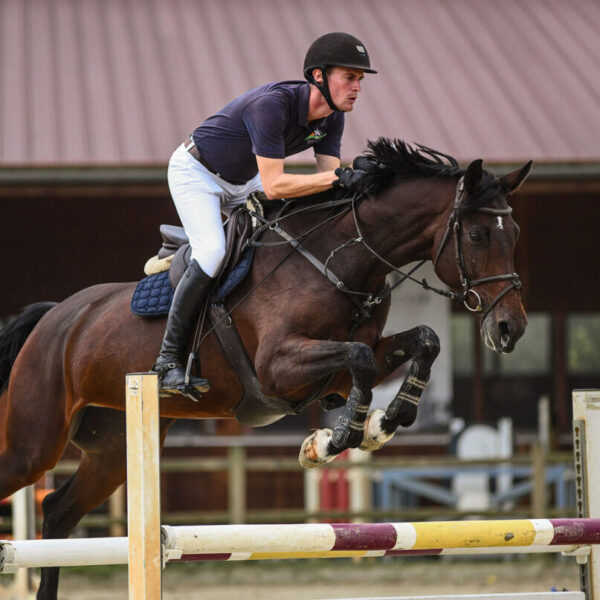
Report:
480,304,527,353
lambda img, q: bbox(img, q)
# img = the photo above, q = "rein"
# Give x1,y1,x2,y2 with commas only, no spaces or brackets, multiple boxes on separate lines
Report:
248,193,433,324
250,174,522,326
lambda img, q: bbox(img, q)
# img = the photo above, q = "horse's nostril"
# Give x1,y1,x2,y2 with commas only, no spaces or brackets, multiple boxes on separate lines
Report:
499,321,511,349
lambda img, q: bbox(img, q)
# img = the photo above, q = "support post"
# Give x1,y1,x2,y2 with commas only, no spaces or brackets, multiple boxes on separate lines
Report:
573,389,600,600
228,446,246,524
109,485,126,538
12,485,36,597
348,448,371,523
531,441,546,518
126,373,162,600
304,467,320,523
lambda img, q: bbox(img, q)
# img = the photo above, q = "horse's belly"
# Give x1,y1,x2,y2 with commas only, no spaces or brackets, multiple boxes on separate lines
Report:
233,393,295,427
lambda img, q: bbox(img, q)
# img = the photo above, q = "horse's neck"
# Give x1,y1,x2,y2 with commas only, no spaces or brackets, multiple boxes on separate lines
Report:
271,179,454,292
349,178,455,281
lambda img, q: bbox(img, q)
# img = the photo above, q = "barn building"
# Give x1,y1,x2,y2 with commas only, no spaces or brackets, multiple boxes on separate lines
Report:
1,0,599,446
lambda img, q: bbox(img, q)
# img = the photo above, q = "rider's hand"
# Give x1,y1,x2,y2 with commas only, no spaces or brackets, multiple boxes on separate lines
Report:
352,155,385,175
334,157,387,193
333,167,370,192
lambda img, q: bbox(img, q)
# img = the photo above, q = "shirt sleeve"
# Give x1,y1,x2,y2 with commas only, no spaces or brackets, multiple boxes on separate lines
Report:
241,94,287,159
314,112,345,158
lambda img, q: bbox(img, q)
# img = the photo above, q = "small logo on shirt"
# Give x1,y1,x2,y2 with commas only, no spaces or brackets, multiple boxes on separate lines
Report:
305,128,327,143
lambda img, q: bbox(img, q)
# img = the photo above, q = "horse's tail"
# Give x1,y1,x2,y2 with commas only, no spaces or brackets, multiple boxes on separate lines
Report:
0,302,58,393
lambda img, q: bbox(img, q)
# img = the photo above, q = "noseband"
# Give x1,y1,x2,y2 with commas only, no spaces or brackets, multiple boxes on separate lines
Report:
432,176,523,320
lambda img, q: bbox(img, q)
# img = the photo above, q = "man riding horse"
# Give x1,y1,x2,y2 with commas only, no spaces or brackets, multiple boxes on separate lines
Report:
153,32,379,398
0,24,534,599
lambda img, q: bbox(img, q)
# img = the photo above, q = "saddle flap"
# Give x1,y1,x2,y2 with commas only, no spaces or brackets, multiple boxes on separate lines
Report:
168,244,192,289
218,207,253,286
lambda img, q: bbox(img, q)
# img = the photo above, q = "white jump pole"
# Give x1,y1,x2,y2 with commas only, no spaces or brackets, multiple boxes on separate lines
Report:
0,532,593,571
126,373,162,600
573,389,600,600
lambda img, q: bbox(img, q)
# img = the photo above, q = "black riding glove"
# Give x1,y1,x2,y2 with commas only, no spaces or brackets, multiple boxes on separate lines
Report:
352,155,384,175
334,157,387,194
333,167,371,193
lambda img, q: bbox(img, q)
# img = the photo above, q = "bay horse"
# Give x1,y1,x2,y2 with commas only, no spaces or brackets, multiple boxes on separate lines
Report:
0,140,530,599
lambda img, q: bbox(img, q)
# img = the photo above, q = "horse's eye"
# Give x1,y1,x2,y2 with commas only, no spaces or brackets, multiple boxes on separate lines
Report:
468,230,486,245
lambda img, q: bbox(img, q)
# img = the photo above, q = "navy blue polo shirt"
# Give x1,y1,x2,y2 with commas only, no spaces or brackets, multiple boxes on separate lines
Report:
192,81,344,183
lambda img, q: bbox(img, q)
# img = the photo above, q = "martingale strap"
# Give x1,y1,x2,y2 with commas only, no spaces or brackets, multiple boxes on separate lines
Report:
269,223,373,323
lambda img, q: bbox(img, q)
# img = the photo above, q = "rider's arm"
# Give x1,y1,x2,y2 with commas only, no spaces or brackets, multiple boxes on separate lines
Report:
256,155,338,200
315,153,341,173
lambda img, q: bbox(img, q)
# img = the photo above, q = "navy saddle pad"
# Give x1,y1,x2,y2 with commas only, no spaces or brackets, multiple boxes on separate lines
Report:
131,247,255,317
130,270,174,317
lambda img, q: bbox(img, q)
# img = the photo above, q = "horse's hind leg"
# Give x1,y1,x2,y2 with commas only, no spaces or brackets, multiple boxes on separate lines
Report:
0,393,71,501
36,408,175,600
360,325,440,451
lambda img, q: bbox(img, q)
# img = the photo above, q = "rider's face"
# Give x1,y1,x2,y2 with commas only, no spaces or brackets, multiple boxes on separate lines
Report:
317,67,364,112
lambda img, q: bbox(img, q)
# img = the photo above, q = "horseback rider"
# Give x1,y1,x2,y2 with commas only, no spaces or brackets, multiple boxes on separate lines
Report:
152,32,378,398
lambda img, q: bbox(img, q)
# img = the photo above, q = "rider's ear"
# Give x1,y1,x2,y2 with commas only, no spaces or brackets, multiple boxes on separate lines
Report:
312,67,324,84
463,159,483,195
499,161,533,195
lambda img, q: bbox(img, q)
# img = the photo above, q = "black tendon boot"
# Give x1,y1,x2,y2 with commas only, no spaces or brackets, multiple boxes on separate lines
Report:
153,259,211,399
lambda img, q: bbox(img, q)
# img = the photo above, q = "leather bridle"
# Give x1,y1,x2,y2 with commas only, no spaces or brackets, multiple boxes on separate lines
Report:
432,176,523,321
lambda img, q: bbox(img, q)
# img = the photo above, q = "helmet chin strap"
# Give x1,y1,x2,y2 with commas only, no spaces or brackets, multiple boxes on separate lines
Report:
307,67,340,112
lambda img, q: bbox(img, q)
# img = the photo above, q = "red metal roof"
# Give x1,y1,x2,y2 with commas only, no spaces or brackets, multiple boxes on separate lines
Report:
1,0,599,166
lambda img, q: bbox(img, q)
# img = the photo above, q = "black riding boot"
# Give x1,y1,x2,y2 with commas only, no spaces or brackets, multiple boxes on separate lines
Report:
153,259,211,398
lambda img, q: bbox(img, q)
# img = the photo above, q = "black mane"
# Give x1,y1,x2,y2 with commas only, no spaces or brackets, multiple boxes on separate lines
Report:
364,138,463,178
274,138,501,216
363,138,501,213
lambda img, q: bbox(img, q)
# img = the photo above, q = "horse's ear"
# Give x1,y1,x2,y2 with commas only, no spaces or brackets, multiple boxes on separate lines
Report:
500,161,533,195
463,159,483,195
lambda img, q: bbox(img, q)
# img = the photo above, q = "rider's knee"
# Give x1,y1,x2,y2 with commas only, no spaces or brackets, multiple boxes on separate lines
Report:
191,242,226,278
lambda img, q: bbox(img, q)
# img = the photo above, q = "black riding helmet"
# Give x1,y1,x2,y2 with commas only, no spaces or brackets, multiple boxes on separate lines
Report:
303,32,377,112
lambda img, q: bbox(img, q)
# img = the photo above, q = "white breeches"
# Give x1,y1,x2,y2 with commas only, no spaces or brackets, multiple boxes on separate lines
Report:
167,143,263,277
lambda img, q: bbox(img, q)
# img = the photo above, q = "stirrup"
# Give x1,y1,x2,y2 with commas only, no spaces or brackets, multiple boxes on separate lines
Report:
161,382,206,402
153,362,210,402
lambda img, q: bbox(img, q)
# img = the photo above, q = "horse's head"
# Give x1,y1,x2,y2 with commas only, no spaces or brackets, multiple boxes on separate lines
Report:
432,159,532,353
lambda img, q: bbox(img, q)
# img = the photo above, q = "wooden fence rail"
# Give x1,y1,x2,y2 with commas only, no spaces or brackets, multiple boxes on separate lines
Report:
0,447,573,533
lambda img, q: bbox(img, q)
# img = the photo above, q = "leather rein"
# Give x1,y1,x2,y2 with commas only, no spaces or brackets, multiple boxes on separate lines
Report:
249,174,522,326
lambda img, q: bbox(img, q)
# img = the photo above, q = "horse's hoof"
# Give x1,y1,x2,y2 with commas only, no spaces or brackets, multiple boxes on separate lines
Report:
359,409,395,451
299,429,335,468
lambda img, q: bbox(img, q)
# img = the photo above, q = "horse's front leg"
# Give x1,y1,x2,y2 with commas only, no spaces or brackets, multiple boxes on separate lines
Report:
255,337,378,468
360,325,440,451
